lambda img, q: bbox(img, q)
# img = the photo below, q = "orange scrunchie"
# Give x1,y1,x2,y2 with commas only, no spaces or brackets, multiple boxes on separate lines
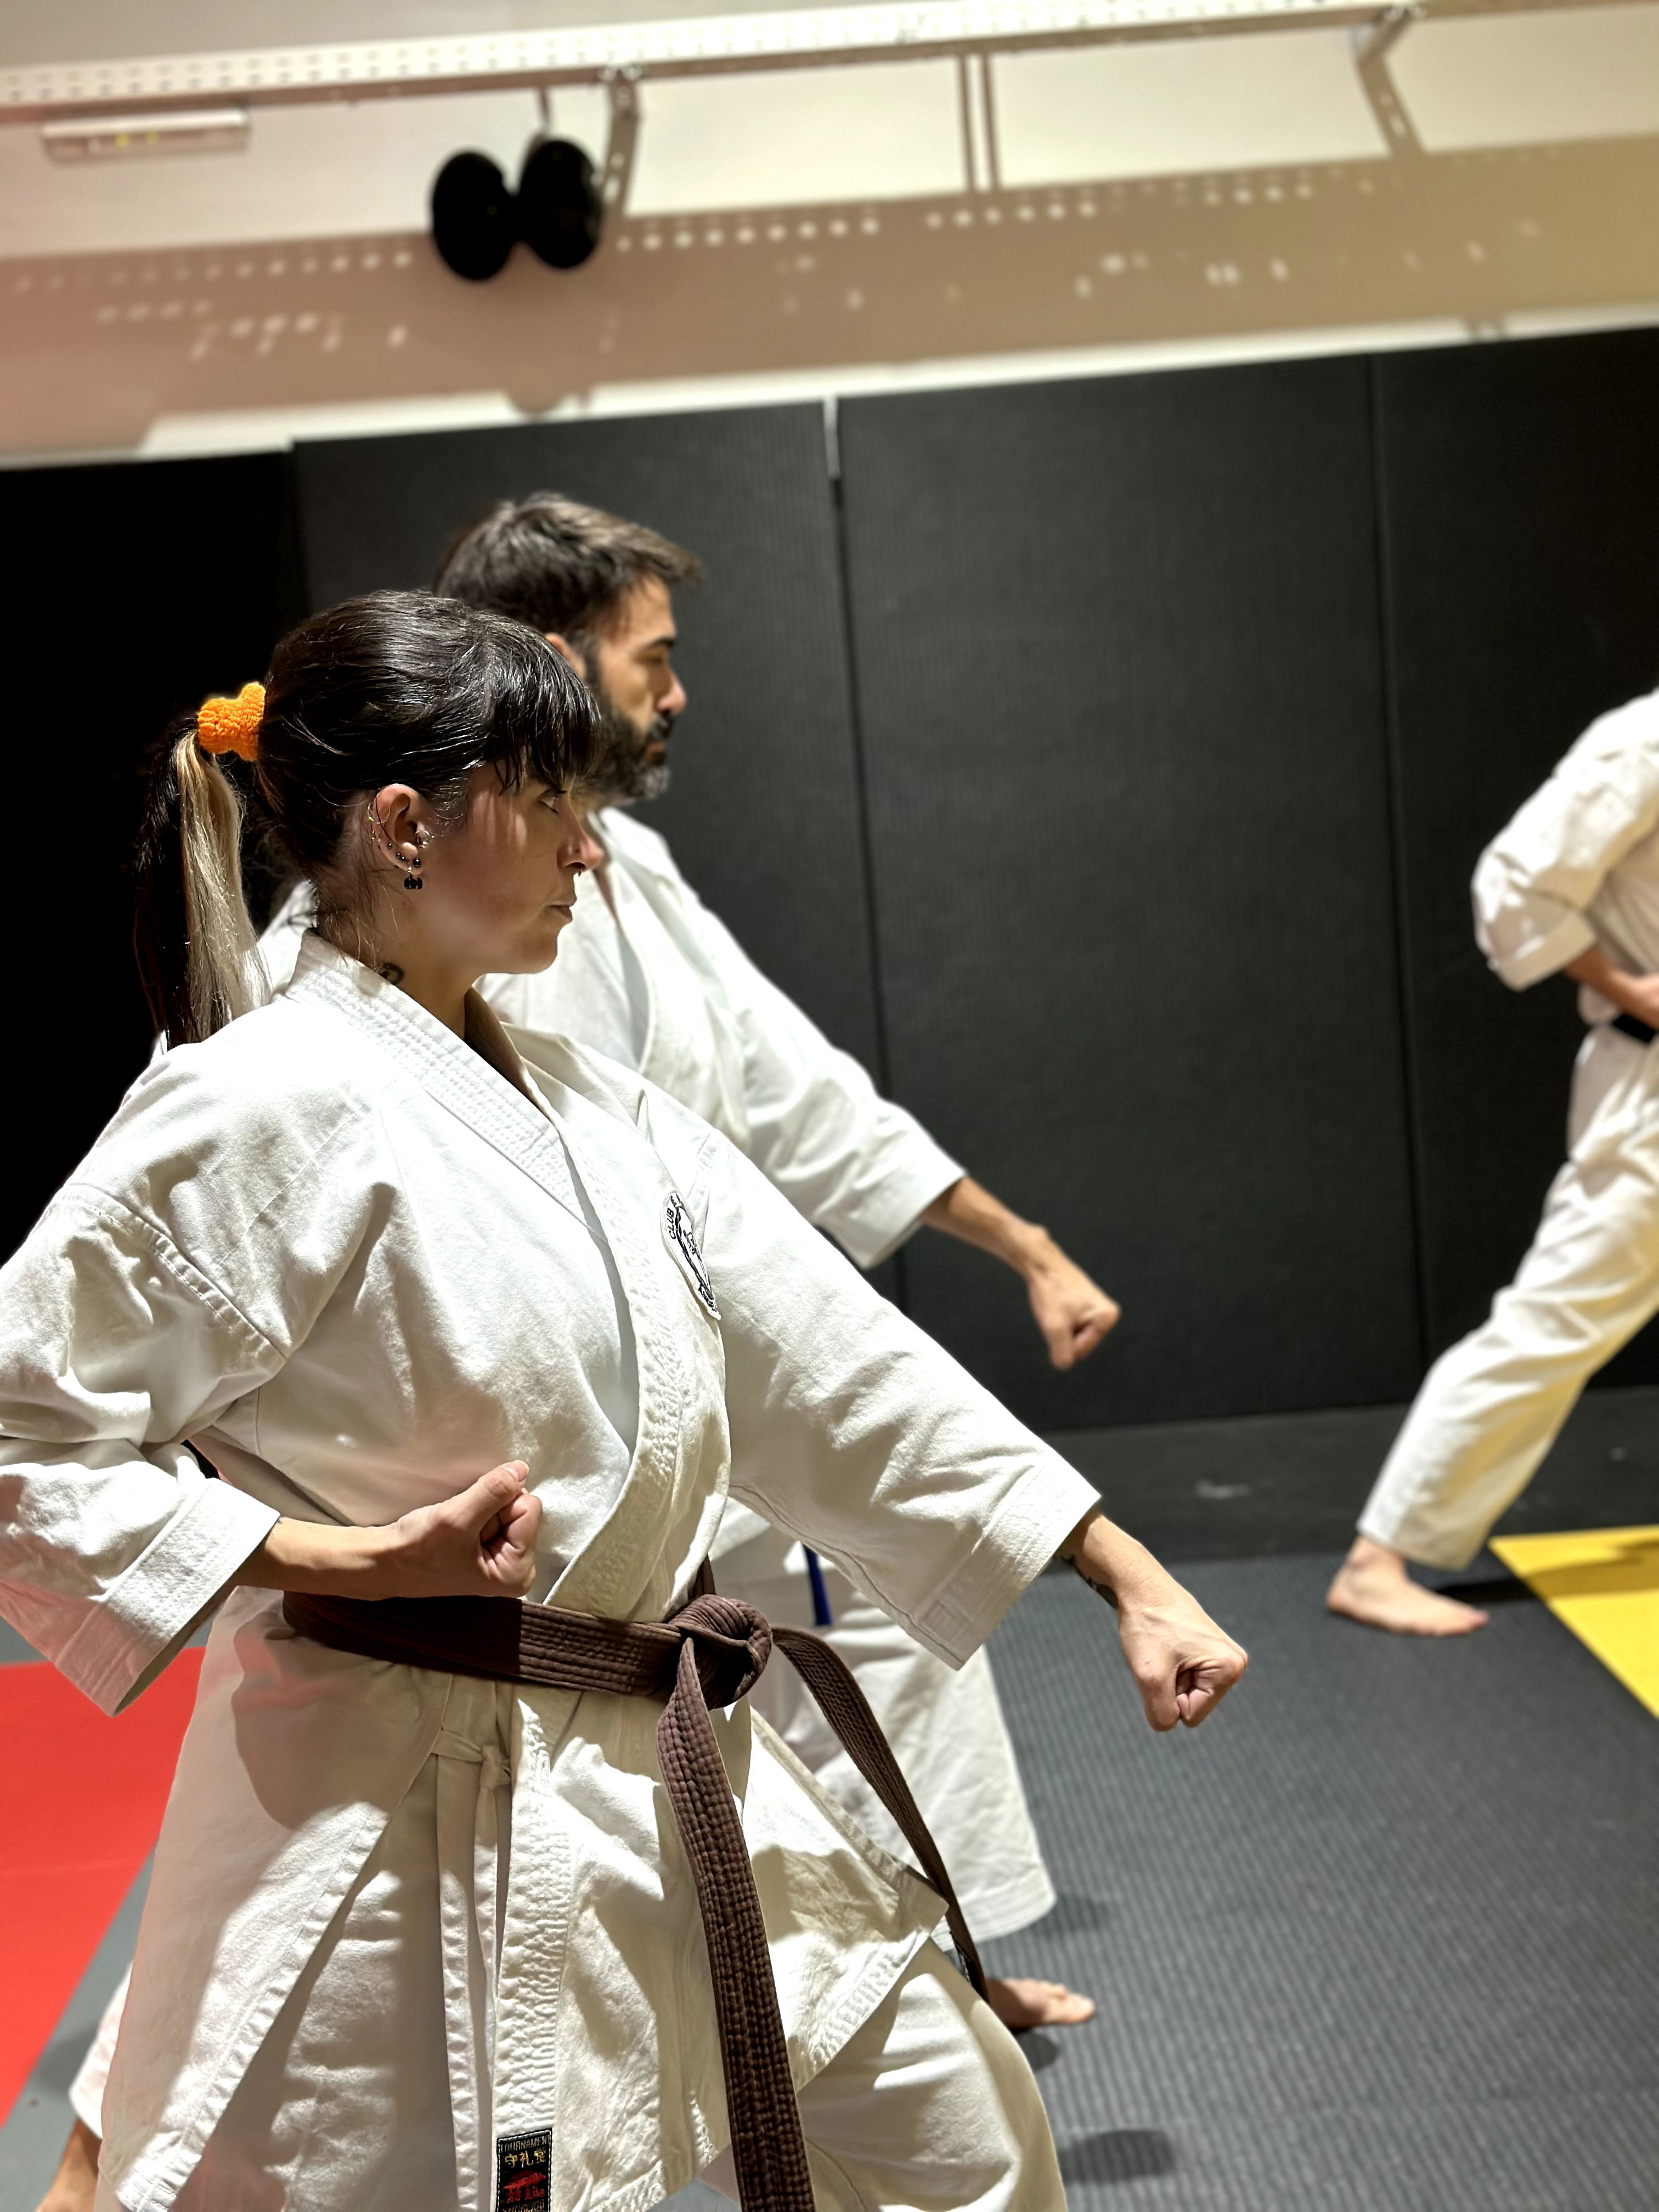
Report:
196,680,265,762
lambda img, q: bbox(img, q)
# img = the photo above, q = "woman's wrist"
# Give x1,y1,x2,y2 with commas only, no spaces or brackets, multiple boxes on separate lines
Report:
237,1516,391,1594
233,1463,541,1604
1060,1509,1176,1612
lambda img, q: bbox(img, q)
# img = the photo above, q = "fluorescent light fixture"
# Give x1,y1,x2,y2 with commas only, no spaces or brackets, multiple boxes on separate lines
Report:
40,109,250,162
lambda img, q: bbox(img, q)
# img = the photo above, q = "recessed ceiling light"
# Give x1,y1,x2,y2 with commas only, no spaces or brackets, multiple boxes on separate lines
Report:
40,109,250,162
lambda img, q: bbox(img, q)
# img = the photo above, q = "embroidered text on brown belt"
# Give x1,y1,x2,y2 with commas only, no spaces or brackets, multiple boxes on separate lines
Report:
282,1585,985,2212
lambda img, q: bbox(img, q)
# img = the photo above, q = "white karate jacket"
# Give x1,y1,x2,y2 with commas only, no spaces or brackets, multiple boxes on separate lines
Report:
0,939,1094,2212
1475,686,1659,1018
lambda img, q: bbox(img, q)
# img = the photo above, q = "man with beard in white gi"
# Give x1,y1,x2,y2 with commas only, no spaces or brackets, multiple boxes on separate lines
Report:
439,495,1119,2021
441,493,1123,2015
349,496,1115,2016
1329,683,1659,1635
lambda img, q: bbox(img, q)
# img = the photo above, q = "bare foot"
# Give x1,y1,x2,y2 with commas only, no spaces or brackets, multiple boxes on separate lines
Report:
1327,1537,1488,1638
36,2119,100,2212
986,1975,1096,2031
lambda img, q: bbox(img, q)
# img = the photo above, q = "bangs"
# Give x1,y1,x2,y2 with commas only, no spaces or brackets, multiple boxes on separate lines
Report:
257,590,606,874
464,616,603,796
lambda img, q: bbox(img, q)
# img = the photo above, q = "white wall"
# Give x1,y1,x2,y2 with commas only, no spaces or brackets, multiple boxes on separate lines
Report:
4,2,1659,458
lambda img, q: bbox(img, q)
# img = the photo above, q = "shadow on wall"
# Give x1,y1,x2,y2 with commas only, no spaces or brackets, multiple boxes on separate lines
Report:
3,131,1659,454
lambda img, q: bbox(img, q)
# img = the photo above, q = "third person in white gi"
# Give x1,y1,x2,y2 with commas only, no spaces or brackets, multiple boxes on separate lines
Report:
1330,683,1659,1634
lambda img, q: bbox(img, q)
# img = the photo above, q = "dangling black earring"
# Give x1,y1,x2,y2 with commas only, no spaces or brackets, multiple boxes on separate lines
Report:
401,828,430,891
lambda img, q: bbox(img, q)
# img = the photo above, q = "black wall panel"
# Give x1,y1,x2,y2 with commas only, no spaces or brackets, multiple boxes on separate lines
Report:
294,407,882,1074
2,452,301,1265
10,329,1654,1434
839,360,1423,1430
1375,330,1659,1378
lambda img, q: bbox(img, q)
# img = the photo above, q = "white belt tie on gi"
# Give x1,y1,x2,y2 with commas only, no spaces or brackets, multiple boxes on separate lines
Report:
431,1681,518,2211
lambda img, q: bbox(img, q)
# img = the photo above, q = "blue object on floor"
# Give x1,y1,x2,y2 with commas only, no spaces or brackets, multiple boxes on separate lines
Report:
804,1548,833,1627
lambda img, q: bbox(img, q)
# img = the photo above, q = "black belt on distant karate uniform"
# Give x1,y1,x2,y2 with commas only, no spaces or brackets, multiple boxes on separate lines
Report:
1611,1013,1658,1046
283,1577,984,2212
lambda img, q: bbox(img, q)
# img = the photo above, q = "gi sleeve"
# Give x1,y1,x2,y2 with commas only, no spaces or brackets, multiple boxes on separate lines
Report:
663,1106,1097,1668
1474,693,1659,989
0,1028,381,1715
675,879,964,1270
0,1188,283,1714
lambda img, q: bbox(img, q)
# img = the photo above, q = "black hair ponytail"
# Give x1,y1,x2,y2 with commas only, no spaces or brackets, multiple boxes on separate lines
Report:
133,719,264,1045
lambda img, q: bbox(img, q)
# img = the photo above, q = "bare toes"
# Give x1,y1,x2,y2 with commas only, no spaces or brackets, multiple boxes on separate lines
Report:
986,1976,1097,2030
1327,1572,1489,1638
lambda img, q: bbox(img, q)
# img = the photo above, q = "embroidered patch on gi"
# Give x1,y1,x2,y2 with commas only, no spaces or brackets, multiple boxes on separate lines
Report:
663,1190,719,1319
496,2128,552,2210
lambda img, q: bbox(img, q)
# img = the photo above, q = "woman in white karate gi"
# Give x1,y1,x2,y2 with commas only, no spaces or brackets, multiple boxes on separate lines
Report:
3,591,1245,2212
1330,684,1659,1635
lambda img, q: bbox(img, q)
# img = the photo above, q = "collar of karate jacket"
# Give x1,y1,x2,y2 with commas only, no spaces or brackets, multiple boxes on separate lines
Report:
594,803,682,887
285,933,587,1227
594,814,731,1024
281,934,723,1626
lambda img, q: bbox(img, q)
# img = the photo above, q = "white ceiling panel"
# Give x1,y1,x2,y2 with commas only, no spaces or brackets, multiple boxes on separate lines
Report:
992,29,1388,187
1391,5,1659,151
627,59,962,212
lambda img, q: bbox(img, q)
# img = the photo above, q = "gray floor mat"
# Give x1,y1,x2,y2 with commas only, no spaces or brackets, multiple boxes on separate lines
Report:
983,1556,1658,2209
1047,1384,1659,1562
6,1486,1653,2207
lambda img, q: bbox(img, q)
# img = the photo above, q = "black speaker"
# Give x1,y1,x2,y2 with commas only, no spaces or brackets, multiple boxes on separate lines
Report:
518,137,602,270
430,151,517,281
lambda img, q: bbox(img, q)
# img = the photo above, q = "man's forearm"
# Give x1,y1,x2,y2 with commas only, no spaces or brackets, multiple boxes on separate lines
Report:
1565,944,1626,1002
921,1175,1052,1278
920,1175,1120,1369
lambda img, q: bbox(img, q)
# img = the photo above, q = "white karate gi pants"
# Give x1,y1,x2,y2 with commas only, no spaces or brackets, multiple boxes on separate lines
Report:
1360,1024,1659,1568
94,1679,1061,2212
735,1554,1056,1943
696,1946,1060,2212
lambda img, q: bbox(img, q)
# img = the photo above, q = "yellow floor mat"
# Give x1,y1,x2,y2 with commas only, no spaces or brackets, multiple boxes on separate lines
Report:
1489,1526,1659,1719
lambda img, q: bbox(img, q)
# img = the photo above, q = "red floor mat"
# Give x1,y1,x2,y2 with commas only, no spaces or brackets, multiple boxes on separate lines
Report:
1,1652,201,2121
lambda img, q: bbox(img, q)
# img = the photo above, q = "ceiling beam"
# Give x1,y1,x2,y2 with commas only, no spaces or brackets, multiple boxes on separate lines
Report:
2,0,1644,126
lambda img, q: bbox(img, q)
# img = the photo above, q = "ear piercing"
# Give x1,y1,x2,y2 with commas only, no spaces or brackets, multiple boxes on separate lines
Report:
366,804,431,890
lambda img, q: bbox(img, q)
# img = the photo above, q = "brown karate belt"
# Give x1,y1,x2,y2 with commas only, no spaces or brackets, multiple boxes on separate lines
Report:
282,1584,985,2212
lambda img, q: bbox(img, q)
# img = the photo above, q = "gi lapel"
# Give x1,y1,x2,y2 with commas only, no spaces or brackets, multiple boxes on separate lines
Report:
283,938,586,1227
513,1038,732,1623
596,854,663,1080
285,942,714,1623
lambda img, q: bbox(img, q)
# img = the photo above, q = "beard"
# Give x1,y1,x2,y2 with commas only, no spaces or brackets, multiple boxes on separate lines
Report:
584,675,675,804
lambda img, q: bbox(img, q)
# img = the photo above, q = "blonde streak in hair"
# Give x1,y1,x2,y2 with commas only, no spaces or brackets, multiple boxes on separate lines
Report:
174,735,268,1038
